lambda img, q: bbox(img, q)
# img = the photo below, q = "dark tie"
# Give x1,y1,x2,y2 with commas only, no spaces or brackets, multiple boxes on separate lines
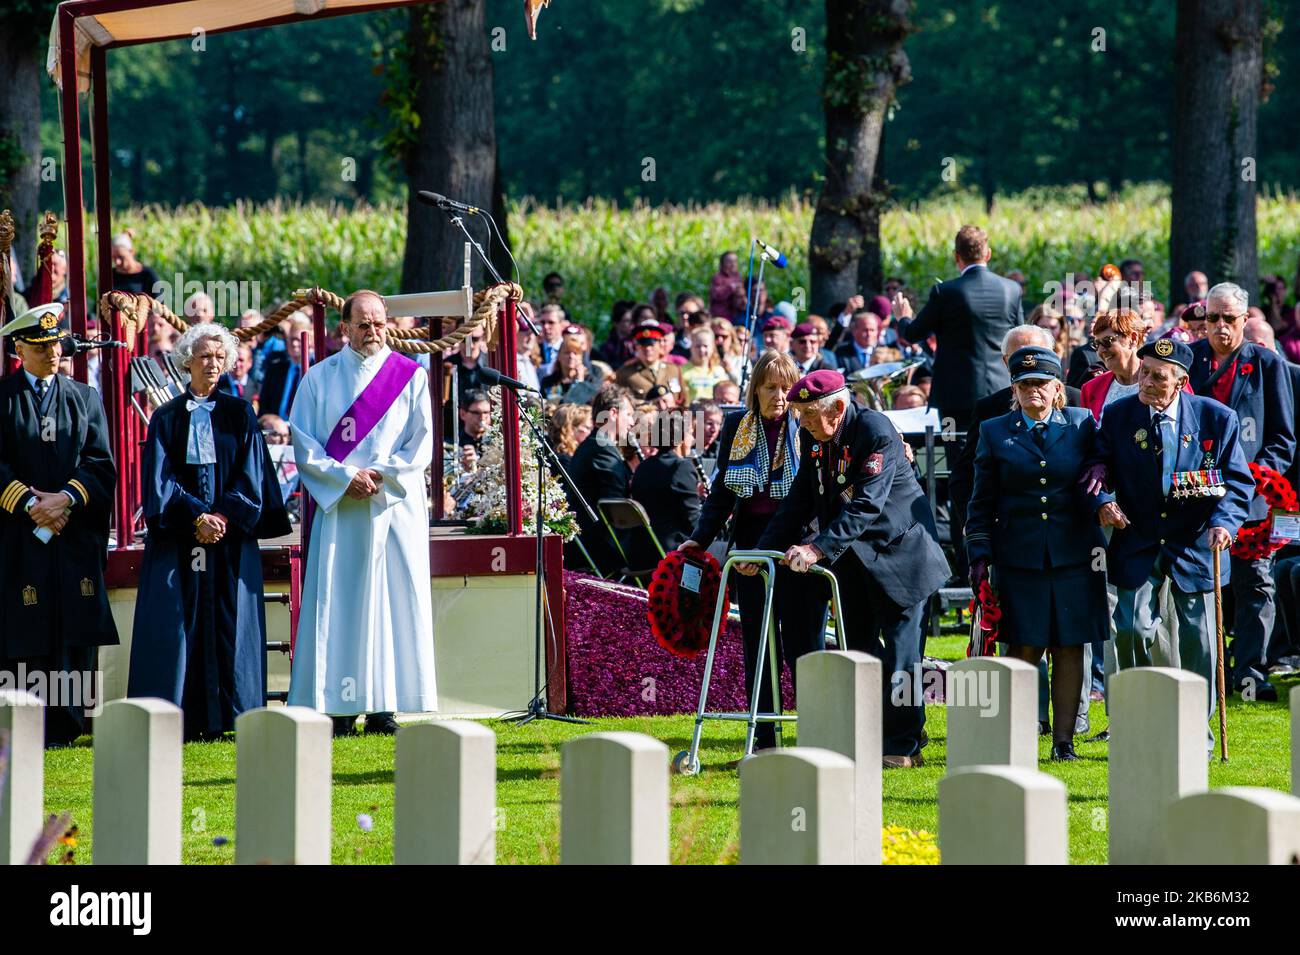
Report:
1031,422,1046,450
1151,412,1166,454
34,378,48,406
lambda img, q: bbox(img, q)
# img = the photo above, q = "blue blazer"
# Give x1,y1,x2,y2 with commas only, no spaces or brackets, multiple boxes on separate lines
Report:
1188,338,1296,522
1089,393,1252,592
965,407,1109,570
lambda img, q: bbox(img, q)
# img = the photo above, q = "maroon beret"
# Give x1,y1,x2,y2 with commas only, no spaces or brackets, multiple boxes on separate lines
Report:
763,315,792,332
868,295,892,319
791,322,817,339
787,369,847,404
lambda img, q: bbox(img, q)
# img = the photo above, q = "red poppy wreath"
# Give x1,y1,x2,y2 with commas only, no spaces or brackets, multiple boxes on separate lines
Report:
646,549,731,657
1230,462,1299,560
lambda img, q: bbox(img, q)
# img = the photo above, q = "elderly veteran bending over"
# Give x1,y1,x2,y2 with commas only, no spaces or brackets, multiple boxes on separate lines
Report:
749,369,950,767
965,346,1109,760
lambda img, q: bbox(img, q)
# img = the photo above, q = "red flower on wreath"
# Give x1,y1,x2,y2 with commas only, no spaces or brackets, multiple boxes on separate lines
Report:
1240,363,1254,376
966,580,1001,657
646,549,731,657
1230,462,1298,560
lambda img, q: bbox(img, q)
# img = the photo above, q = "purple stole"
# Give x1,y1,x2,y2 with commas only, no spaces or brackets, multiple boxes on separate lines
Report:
324,350,421,462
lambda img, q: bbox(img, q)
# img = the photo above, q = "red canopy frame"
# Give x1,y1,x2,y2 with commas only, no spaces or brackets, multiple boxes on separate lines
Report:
52,0,526,546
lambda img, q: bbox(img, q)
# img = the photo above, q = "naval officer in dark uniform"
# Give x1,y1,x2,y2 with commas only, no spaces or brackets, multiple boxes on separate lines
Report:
0,303,117,746
751,369,950,767
1086,338,1253,729
964,346,1110,760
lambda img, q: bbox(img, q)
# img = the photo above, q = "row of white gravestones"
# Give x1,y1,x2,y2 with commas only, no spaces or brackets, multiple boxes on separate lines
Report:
3,664,1300,864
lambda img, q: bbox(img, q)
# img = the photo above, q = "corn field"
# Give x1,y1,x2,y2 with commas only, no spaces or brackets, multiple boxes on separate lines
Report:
71,183,1300,331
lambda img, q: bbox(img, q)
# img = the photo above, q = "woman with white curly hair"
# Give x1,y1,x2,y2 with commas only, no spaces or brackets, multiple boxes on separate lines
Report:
128,322,290,741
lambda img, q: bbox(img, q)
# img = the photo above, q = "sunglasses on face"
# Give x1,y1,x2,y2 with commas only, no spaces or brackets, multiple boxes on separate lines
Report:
1093,334,1125,349
1206,313,1242,325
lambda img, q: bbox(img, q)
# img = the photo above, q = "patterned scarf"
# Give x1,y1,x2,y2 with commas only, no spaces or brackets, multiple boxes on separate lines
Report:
724,410,800,499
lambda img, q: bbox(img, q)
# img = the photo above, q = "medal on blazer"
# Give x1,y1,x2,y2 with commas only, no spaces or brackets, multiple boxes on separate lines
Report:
811,443,823,495
837,448,850,485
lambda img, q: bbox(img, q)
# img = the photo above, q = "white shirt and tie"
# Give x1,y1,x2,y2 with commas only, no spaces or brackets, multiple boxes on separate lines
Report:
1150,393,1180,496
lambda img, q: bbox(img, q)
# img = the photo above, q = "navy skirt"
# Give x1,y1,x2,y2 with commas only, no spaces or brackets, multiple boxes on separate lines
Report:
993,563,1109,648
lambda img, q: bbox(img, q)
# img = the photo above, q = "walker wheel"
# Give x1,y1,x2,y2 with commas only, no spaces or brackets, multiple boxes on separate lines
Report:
672,750,700,776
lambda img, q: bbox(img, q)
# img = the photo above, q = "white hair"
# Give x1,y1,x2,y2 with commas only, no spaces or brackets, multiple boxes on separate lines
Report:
1001,323,1053,357
809,392,849,414
175,323,239,373
1206,282,1248,314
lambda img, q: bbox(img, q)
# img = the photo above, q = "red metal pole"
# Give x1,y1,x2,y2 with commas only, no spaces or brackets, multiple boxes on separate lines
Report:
90,45,112,385
429,317,445,519
59,8,89,383
495,296,523,535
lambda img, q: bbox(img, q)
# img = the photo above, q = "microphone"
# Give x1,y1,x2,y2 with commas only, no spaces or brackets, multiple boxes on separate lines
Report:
479,366,539,394
68,335,127,355
755,239,788,269
416,190,481,215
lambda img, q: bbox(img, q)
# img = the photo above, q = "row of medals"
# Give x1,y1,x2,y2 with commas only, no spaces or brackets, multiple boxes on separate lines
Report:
1171,469,1227,499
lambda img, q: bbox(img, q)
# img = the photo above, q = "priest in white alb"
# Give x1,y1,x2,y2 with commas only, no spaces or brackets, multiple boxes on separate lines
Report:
287,289,437,735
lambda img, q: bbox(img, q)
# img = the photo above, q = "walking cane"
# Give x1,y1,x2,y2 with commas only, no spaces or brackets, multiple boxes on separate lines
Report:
1212,546,1228,762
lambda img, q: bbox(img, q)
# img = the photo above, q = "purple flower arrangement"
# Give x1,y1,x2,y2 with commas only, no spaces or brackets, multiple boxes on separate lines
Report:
563,572,794,717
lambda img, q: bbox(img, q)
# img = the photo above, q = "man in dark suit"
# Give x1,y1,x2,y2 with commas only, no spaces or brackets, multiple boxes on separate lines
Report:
832,311,880,374
753,370,951,767
1187,283,1296,699
258,341,309,418
892,225,1023,578
566,383,635,575
1087,339,1253,729
629,408,701,568
1244,318,1300,670
892,225,1023,434
791,322,840,374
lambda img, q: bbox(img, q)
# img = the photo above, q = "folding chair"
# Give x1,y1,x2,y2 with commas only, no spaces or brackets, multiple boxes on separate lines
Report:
596,497,665,586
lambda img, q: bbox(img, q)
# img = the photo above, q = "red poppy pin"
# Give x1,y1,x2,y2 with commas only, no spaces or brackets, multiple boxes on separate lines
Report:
866,452,884,475
1240,363,1254,376
1202,439,1213,451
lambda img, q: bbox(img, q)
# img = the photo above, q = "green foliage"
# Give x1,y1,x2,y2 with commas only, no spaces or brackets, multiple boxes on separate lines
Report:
71,184,1300,328
31,0,1300,209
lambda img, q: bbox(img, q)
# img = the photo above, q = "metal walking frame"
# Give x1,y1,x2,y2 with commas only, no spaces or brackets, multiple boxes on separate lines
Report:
671,549,846,775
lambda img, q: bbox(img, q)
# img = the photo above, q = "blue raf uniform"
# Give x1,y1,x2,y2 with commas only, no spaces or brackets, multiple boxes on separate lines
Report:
1188,334,1296,694
1088,339,1253,725
758,370,950,760
964,347,1109,759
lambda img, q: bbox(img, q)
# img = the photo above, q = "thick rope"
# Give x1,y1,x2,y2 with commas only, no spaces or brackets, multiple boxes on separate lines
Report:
97,281,523,356
0,210,14,311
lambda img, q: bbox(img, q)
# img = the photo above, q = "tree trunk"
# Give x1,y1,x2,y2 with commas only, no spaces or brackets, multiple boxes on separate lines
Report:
809,0,912,314
1170,0,1262,304
400,0,499,295
0,36,42,284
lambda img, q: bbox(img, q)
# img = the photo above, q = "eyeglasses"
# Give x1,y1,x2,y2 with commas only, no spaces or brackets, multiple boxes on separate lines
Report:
1093,334,1125,350
1206,312,1243,326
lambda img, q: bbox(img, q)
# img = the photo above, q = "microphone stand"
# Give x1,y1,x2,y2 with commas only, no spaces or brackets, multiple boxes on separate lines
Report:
500,401,594,726
439,207,541,337
739,240,768,395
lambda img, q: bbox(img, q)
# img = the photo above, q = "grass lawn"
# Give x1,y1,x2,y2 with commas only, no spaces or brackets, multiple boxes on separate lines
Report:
40,636,1297,865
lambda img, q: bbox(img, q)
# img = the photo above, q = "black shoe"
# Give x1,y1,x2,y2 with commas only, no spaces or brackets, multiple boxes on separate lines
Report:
364,712,401,735
1084,729,1110,743
332,715,357,738
1038,720,1052,736
919,730,930,749
1050,741,1079,761
1235,680,1279,702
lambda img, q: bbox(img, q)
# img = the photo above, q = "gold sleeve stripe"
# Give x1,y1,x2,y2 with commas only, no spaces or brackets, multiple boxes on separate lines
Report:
67,480,90,506
1,481,30,512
